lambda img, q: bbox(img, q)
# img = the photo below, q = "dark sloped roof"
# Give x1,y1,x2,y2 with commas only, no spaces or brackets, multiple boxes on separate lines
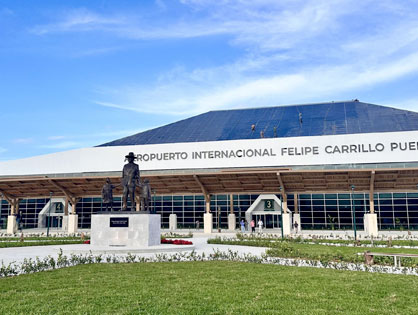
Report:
99,101,418,146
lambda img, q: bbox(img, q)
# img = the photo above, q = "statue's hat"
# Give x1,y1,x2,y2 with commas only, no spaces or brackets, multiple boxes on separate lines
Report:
125,152,137,159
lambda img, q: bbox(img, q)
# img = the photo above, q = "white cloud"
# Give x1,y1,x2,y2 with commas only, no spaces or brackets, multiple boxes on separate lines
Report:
12,138,33,144
380,98,418,112
30,1,418,115
29,1,358,45
95,50,418,115
30,8,125,35
82,128,148,140
71,46,123,57
93,101,141,112
45,129,147,146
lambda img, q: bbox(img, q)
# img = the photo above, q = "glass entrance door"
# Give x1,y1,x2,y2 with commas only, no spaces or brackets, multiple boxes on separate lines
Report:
46,216,63,228
266,214,273,228
253,214,281,229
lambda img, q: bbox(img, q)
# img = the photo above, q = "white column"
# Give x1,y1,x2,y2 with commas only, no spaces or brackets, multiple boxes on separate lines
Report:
363,213,378,237
169,213,177,231
282,213,292,236
204,212,213,234
293,213,301,233
228,213,236,231
62,215,69,231
68,214,78,234
7,215,17,234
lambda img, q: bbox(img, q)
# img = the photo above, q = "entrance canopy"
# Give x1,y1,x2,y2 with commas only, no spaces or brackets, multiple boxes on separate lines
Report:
1,167,418,200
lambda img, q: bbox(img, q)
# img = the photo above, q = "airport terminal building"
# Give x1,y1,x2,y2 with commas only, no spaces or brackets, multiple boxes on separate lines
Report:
1,100,418,234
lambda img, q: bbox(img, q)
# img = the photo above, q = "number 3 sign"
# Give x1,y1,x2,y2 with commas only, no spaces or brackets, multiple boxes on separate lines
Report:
264,200,274,211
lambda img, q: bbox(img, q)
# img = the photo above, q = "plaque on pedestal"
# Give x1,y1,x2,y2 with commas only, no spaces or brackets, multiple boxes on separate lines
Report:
91,212,161,247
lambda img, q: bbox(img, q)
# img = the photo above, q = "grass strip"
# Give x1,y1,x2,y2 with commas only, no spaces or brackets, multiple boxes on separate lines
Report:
0,240,86,248
0,236,86,241
234,233,418,247
209,237,418,267
161,232,193,238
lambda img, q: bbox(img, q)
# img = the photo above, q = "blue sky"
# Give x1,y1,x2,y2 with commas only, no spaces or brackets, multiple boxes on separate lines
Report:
1,0,418,161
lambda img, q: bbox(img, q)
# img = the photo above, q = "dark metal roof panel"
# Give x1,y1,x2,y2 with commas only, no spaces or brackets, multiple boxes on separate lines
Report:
99,101,418,146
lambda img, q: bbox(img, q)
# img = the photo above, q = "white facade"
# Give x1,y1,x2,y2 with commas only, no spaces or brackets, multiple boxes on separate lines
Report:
0,130,418,176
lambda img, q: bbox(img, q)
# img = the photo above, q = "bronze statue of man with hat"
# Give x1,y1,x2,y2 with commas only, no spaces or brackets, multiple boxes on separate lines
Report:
122,152,140,211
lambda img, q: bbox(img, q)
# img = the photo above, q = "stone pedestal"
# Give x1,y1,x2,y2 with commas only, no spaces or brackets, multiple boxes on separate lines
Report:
204,213,213,234
91,212,161,247
364,213,378,237
68,214,78,234
169,214,177,231
228,213,236,231
293,213,301,233
7,215,17,234
282,212,292,236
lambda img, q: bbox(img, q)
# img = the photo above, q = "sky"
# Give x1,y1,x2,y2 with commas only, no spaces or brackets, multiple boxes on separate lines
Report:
1,0,418,161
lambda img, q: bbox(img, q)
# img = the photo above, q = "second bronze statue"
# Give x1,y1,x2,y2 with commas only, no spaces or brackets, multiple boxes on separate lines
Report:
101,178,115,211
140,178,151,211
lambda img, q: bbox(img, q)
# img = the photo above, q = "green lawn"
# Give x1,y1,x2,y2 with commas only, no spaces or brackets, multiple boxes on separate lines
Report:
0,262,417,314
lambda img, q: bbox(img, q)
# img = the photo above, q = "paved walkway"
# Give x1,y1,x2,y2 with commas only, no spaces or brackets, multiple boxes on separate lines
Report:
0,234,268,266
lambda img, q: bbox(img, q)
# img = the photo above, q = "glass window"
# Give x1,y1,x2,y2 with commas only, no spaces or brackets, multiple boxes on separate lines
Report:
379,206,393,217
339,200,350,206
300,200,312,206
394,199,406,205
379,193,392,199
325,194,337,199
325,199,337,206
338,194,350,199
379,199,392,205
407,199,418,205
299,205,312,213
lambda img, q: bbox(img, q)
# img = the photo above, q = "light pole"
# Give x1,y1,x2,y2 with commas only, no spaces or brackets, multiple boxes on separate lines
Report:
47,191,53,237
217,207,221,232
351,185,357,240
279,186,284,239
152,189,156,214
238,207,241,227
